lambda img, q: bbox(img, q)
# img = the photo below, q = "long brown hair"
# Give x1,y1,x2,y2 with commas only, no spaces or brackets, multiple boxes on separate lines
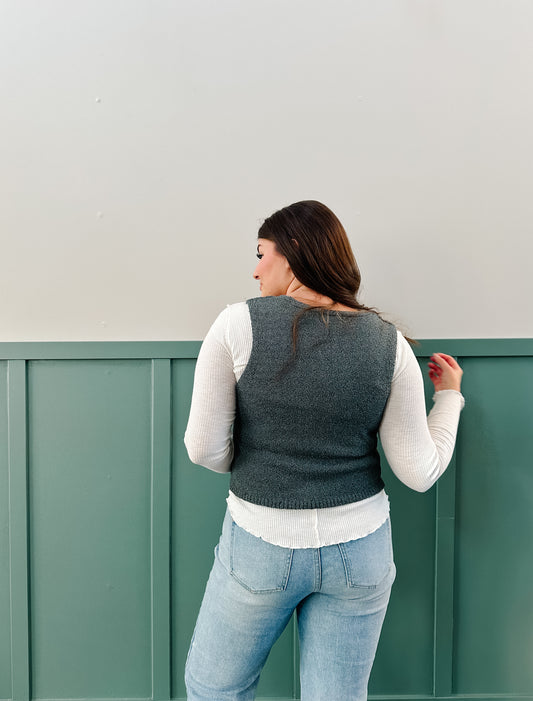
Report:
258,200,371,312
258,200,382,352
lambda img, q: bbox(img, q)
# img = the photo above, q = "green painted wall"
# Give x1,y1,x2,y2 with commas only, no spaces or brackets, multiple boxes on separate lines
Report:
1,341,532,701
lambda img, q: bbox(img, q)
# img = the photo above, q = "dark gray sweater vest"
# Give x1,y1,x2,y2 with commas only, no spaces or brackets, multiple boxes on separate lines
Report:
229,296,397,509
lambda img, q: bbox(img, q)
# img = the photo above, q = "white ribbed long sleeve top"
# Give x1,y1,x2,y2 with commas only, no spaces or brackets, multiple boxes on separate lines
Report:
184,300,465,548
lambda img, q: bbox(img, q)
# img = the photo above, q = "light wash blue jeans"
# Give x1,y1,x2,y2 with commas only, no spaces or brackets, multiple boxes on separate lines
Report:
185,509,395,701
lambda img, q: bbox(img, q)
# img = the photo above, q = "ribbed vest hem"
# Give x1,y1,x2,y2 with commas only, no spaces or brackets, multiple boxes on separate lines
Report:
228,481,385,510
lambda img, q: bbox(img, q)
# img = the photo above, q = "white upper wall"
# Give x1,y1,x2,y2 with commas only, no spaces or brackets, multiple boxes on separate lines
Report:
1,0,531,341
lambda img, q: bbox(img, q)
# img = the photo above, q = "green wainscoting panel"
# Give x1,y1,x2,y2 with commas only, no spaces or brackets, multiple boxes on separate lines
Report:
0,340,532,701
453,356,533,694
27,360,153,699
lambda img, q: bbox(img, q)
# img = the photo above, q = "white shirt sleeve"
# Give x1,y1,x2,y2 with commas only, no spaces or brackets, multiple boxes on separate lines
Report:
183,306,237,473
378,332,465,492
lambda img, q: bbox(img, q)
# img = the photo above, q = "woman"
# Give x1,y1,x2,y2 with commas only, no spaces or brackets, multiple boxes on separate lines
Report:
184,200,464,701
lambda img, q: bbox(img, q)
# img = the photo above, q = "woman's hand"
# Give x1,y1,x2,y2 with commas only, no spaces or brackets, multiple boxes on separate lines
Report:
428,353,463,392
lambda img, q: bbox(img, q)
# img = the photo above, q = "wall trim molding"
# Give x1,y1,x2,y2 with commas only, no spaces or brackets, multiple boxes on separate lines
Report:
1,338,531,361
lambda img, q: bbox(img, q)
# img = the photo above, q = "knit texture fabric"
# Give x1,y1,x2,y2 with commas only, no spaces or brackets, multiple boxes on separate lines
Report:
229,296,397,509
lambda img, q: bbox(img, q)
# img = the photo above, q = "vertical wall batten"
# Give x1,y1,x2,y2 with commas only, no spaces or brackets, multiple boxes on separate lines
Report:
7,361,30,701
433,449,457,696
150,360,172,701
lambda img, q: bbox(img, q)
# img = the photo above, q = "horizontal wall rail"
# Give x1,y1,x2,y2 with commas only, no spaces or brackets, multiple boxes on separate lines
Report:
1,338,532,361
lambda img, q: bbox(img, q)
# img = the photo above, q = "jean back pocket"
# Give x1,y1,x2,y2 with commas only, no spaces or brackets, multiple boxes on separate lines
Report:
229,521,293,593
338,519,394,589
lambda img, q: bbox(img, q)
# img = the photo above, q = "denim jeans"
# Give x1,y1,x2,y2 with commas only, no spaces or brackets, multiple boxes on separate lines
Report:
185,509,395,701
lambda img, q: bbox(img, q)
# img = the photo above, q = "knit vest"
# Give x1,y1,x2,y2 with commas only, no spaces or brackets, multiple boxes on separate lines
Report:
229,296,397,509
